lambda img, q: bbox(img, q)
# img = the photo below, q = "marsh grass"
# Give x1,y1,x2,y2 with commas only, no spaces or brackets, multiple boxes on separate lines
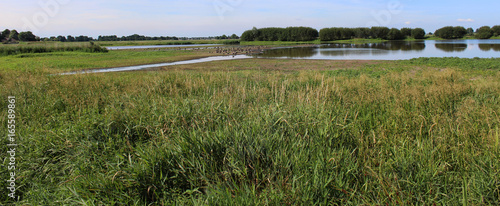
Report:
0,42,108,56
97,39,240,47
0,48,221,73
0,58,499,205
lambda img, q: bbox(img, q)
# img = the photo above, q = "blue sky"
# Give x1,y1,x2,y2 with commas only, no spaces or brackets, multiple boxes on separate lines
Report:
1,0,499,38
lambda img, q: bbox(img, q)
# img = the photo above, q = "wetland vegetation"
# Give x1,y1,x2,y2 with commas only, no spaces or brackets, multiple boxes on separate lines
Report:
0,32,500,205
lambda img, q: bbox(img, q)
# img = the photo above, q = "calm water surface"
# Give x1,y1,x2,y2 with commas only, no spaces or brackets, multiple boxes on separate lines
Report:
64,40,500,74
256,40,500,60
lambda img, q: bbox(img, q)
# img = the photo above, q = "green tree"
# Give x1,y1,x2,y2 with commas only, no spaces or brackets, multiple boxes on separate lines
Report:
67,35,75,42
491,25,500,36
251,27,259,38
283,27,318,41
411,28,426,39
320,27,354,41
319,28,333,41
2,29,10,39
9,29,19,40
240,30,255,41
57,35,67,42
230,34,239,39
453,26,467,39
353,27,370,38
466,28,474,36
370,27,390,39
340,28,354,39
401,28,412,37
435,26,466,39
435,26,453,39
18,31,37,41
386,28,404,40
475,26,493,39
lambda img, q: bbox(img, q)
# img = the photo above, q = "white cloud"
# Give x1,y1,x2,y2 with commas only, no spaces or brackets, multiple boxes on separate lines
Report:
457,18,474,22
405,21,411,25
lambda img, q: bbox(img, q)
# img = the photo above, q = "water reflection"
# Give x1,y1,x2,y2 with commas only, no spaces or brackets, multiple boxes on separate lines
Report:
256,40,500,60
258,41,428,58
478,44,500,51
435,44,468,52
257,47,317,58
320,41,425,51
319,47,389,56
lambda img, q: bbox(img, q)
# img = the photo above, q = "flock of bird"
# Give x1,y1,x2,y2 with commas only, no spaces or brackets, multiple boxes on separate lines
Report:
163,46,270,55
211,46,269,55
139,45,271,57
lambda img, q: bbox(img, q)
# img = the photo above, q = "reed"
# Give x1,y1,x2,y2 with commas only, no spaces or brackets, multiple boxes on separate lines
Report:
0,42,108,56
0,57,499,205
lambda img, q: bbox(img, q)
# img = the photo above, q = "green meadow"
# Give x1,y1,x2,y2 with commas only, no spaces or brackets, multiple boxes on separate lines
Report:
0,44,499,205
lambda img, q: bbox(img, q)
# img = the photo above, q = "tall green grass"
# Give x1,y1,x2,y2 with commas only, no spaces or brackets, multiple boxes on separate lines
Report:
0,58,499,205
0,42,108,56
97,39,240,47
0,48,221,73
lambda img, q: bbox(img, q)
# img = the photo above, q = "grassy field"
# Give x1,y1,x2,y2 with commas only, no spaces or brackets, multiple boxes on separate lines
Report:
97,39,240,47
0,48,223,74
0,45,499,205
0,42,108,57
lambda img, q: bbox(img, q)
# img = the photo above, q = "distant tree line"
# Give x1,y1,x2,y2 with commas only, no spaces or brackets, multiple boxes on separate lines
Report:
42,35,95,42
241,27,319,41
98,34,179,41
434,25,500,39
47,34,241,42
320,27,425,41
241,26,425,41
213,34,239,40
1,29,39,43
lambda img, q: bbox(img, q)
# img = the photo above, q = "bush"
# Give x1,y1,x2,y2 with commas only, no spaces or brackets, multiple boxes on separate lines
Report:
370,27,390,39
240,30,256,41
401,28,412,37
411,28,426,39
19,31,37,42
386,28,405,40
492,25,500,36
476,26,494,39
0,42,108,56
434,26,467,39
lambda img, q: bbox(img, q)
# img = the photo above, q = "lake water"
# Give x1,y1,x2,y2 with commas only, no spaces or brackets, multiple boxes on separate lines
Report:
64,40,500,74
255,40,500,60
106,44,222,50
